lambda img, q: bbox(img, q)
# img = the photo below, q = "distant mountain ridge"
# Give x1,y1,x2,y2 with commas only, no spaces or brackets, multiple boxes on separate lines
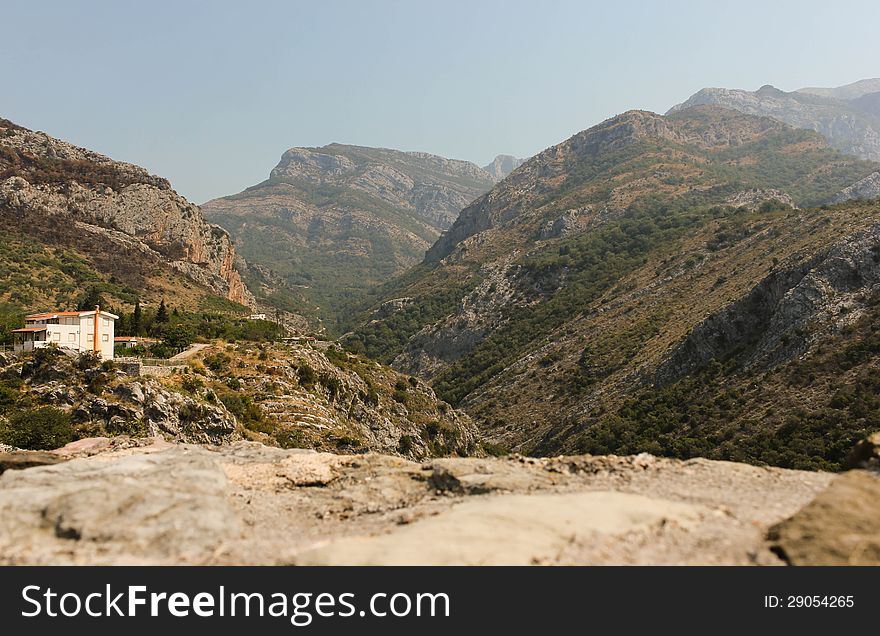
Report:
669,78,880,161
796,78,880,100
203,143,497,327
482,154,525,181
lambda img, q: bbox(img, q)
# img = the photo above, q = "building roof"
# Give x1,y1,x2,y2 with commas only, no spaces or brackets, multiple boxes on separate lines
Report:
114,336,138,342
12,326,47,333
26,310,119,321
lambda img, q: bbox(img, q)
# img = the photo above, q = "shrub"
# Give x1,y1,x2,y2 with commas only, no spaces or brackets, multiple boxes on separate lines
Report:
320,373,343,401
181,376,204,393
0,384,19,414
397,434,415,455
204,352,231,373
275,428,307,449
297,363,317,388
0,406,73,450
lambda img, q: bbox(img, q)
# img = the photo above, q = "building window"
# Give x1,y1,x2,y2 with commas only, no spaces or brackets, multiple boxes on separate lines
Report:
52,332,60,341
102,334,109,342
85,333,93,340
102,318,110,327
68,333,76,342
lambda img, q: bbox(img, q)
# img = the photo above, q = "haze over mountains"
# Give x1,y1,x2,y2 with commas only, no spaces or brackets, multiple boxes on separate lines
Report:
203,145,520,326
669,78,880,162
4,78,880,475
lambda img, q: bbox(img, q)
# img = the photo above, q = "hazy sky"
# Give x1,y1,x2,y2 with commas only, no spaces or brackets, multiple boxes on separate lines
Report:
3,0,879,203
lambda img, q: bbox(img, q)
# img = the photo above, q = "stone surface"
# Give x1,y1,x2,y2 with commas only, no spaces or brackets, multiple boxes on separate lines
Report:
294,491,706,565
768,470,880,565
0,451,65,475
845,431,880,471
0,441,834,565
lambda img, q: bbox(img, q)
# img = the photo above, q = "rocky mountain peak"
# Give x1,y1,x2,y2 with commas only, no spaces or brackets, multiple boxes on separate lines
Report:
668,78,880,161
482,154,525,181
203,143,496,325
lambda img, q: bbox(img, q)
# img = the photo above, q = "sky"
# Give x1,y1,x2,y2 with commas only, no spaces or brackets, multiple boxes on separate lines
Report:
3,0,879,203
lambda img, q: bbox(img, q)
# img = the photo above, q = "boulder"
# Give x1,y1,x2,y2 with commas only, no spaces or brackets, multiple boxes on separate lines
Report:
844,432,880,471
768,471,880,565
0,451,66,475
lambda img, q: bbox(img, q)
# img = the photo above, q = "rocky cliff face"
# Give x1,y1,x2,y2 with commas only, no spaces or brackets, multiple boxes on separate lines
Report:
0,340,479,461
425,108,802,262
1,437,860,565
829,172,880,204
482,154,525,181
668,80,880,162
203,144,496,326
0,118,252,306
656,221,880,384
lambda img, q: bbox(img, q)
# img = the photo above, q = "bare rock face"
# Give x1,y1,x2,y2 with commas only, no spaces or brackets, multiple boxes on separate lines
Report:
0,442,834,565
482,154,525,181
657,221,880,383
0,119,252,305
725,188,795,210
668,81,880,162
829,172,880,204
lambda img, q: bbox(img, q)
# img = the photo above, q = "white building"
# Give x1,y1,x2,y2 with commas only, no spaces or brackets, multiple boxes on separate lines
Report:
12,307,119,359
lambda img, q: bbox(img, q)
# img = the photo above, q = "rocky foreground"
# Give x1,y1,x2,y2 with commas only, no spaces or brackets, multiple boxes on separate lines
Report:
1,437,877,565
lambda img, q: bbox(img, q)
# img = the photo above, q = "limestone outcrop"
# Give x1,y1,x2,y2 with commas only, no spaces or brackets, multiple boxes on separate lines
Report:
0,118,252,305
0,440,844,565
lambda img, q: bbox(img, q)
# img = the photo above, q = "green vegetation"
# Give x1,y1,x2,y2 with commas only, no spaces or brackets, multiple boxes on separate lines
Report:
432,199,706,405
565,290,880,471
0,406,73,450
344,263,483,362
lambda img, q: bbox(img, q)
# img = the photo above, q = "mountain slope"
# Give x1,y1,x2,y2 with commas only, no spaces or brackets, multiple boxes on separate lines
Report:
346,106,880,468
669,79,880,161
202,144,496,327
0,117,252,314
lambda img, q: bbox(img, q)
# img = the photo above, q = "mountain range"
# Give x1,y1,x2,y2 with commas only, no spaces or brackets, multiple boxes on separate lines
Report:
346,105,880,469
4,79,880,474
669,78,880,162
203,145,522,327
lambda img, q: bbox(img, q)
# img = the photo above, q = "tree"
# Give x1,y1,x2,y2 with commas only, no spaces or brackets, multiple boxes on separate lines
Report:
161,324,194,353
132,301,142,336
0,407,73,450
0,303,24,346
77,286,104,311
155,299,169,324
